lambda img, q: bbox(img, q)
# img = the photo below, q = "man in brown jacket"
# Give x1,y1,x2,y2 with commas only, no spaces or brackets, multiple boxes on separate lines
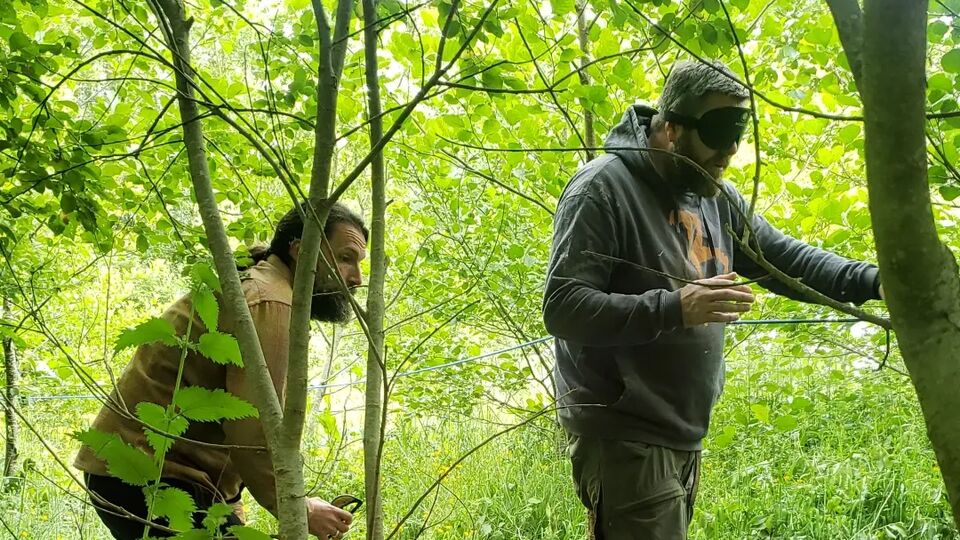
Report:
76,202,366,539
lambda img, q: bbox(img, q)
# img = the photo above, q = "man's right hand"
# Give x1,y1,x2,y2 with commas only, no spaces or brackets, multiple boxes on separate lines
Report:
679,272,755,327
306,497,353,538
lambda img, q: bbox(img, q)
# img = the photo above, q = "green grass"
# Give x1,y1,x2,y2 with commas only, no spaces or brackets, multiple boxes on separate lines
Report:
1,346,957,539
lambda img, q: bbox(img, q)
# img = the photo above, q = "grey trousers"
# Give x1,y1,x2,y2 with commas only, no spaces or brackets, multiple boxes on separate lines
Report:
568,434,701,540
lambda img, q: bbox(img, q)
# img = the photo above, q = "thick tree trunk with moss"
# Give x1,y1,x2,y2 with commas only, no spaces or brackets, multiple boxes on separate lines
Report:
361,0,387,538
834,0,960,526
2,295,20,485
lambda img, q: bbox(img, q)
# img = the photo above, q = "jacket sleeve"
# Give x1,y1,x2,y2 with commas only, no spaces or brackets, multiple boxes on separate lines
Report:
542,179,684,346
222,299,290,516
728,186,881,305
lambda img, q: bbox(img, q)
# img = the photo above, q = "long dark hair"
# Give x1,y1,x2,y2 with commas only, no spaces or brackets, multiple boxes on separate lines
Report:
239,201,368,270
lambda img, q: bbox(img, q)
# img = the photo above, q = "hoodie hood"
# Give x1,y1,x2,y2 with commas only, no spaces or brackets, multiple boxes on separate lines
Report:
604,104,688,202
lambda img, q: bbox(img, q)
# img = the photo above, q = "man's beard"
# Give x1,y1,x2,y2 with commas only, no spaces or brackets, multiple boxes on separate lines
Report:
670,136,721,198
310,289,353,323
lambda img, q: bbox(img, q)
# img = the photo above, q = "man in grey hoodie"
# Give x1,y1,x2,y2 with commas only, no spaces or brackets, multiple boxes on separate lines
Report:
542,60,883,539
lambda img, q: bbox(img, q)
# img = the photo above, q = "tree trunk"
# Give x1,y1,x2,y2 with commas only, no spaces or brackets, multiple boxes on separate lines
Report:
150,0,299,535
279,2,352,537
2,295,20,485
361,0,387,537
575,0,596,161
859,0,960,527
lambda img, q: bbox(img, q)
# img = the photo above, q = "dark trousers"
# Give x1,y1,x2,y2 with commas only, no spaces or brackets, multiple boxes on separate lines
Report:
568,435,701,540
84,473,242,539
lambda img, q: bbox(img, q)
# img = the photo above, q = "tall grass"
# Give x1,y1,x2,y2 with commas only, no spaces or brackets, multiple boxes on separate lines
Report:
1,340,956,539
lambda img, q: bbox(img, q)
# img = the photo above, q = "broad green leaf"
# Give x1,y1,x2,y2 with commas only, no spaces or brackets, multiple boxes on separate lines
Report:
551,0,574,17
198,332,242,367
144,485,196,531
939,185,960,201
773,415,799,432
74,429,160,486
942,49,960,73
173,386,258,422
193,287,219,332
613,56,635,81
709,425,736,449
115,318,178,352
9,31,31,50
750,403,770,424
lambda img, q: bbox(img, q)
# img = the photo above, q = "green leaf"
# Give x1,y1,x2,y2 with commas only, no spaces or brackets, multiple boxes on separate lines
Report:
74,429,160,486
941,49,960,73
136,402,188,460
939,185,960,201
193,287,219,332
506,244,524,259
230,526,272,540
203,503,236,532
144,485,196,531
115,318,178,352
613,57,633,80
709,425,736,449
773,415,799,432
750,403,770,424
198,332,242,367
190,262,221,292
173,387,258,422
551,0,574,17
9,31,31,51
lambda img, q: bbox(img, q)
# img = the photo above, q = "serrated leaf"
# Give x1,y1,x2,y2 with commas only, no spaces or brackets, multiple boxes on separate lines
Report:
144,485,196,531
230,526,272,540
198,332,242,367
136,402,188,460
193,287,219,332
115,318,178,352
74,429,160,486
173,387,258,422
203,503,236,532
190,262,221,293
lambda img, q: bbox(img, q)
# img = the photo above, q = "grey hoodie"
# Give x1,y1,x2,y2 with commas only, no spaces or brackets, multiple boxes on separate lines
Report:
543,105,880,450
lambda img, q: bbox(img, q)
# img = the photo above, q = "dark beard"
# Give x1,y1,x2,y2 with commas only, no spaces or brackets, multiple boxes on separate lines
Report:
310,290,353,323
671,138,720,198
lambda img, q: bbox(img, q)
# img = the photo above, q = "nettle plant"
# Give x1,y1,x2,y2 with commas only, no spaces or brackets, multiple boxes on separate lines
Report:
75,262,267,539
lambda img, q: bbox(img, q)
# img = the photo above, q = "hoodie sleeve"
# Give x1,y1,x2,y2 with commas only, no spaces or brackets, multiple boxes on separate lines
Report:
727,186,881,305
542,178,684,346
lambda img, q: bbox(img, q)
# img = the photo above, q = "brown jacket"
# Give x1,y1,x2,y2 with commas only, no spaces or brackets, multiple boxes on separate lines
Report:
75,255,293,514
